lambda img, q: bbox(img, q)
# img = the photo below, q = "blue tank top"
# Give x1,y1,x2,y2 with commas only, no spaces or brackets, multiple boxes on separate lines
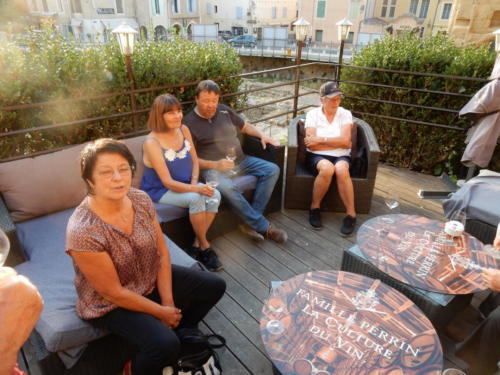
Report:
140,135,193,202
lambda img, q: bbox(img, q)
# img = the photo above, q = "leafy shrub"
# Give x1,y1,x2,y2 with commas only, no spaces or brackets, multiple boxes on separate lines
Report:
341,33,496,176
0,28,242,159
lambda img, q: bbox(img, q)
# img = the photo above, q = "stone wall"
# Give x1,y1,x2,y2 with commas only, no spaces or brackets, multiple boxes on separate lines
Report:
240,56,337,81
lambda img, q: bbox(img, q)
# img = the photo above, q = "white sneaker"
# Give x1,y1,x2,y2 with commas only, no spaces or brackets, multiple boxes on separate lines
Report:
238,224,264,241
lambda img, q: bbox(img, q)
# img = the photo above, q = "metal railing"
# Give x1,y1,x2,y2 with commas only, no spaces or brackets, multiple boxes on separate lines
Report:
0,61,489,162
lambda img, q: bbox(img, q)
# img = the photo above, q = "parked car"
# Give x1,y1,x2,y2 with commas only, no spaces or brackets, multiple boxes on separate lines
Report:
218,30,233,41
228,35,257,48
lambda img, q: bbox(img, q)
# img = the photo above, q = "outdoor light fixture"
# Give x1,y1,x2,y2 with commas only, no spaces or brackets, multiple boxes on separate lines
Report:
112,22,138,56
293,17,310,42
336,18,353,42
494,28,500,52
335,18,353,84
291,17,310,118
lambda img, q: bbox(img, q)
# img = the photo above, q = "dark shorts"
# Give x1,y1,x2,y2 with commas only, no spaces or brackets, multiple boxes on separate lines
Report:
305,151,351,176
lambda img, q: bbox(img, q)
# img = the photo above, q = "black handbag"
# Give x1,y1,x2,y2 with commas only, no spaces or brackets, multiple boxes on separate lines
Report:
163,329,225,375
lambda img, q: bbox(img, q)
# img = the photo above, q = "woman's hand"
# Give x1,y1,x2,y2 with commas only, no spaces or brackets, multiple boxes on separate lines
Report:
195,184,215,197
158,305,182,328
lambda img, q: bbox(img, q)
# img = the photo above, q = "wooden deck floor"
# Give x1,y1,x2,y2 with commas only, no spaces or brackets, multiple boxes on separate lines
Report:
201,164,469,374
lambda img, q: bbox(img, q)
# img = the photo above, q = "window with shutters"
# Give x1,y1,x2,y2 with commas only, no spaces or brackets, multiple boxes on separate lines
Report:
116,0,123,14
316,0,325,18
315,29,323,42
409,0,418,15
172,0,179,13
419,0,429,18
441,3,452,19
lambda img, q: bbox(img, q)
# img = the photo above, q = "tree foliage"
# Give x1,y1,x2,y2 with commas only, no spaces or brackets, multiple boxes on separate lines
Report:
0,28,242,159
341,33,497,175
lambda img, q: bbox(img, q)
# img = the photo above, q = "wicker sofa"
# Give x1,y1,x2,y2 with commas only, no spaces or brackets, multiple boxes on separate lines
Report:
284,114,380,214
0,134,284,375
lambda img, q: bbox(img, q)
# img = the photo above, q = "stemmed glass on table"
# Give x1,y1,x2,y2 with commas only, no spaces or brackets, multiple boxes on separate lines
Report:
225,146,237,176
0,229,10,266
205,170,220,205
444,209,467,250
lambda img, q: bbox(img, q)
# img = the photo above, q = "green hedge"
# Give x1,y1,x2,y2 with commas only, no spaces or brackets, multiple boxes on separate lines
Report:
0,29,243,159
341,33,497,176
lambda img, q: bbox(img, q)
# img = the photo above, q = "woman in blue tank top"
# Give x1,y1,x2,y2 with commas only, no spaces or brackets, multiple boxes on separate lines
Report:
140,94,222,272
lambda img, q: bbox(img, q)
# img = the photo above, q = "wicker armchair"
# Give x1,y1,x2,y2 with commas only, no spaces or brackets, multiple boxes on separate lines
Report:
285,114,380,213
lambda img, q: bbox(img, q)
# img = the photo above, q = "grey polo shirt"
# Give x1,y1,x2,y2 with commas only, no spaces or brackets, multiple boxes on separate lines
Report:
184,104,246,163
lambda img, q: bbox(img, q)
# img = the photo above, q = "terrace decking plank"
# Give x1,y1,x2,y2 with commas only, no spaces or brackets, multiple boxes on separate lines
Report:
212,269,264,321
212,235,282,289
212,294,269,356
210,238,270,301
224,229,311,276
202,308,274,375
263,214,339,268
199,322,252,375
223,231,297,281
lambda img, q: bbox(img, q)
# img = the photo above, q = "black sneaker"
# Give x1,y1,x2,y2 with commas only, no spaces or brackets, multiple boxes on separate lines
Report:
340,215,356,236
309,208,322,229
184,246,200,259
197,248,223,272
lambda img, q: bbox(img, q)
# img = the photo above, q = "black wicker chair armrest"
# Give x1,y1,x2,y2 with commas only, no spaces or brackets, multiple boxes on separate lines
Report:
354,118,380,180
241,134,284,165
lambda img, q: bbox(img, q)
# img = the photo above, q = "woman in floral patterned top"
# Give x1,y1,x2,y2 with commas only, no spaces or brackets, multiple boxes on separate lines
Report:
140,94,222,272
66,139,226,375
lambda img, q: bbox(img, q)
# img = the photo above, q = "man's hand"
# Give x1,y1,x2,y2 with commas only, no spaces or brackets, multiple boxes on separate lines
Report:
260,135,280,150
483,268,500,292
304,136,321,148
216,159,235,172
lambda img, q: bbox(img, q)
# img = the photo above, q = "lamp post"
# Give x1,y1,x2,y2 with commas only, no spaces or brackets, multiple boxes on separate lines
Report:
292,17,310,117
112,23,139,129
335,18,352,83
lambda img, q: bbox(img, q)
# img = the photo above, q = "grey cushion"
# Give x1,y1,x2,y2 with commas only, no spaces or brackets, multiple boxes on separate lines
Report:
15,208,197,353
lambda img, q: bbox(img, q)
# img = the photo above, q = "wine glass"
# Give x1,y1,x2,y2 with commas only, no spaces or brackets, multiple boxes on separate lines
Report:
225,146,237,176
444,209,467,249
205,170,220,205
0,229,10,266
381,195,399,225
266,319,285,335
449,209,467,228
384,197,400,212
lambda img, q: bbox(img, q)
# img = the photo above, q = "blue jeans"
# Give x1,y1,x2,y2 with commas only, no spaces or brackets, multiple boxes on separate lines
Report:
202,156,280,233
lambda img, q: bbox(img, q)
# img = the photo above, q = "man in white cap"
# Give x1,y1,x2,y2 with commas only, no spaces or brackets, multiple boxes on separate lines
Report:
304,82,356,235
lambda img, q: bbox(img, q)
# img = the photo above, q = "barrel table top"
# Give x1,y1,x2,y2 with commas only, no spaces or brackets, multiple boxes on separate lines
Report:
357,214,499,294
260,270,443,375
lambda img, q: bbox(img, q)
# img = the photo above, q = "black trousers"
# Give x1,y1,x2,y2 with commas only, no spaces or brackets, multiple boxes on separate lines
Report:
90,265,226,375
457,292,500,375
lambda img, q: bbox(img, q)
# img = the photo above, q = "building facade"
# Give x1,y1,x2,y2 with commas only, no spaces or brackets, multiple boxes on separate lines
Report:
447,0,500,46
297,0,454,45
297,0,351,43
27,0,140,41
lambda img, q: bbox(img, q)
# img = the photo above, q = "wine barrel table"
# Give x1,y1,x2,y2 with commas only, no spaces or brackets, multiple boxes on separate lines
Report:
357,214,500,294
260,271,443,375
